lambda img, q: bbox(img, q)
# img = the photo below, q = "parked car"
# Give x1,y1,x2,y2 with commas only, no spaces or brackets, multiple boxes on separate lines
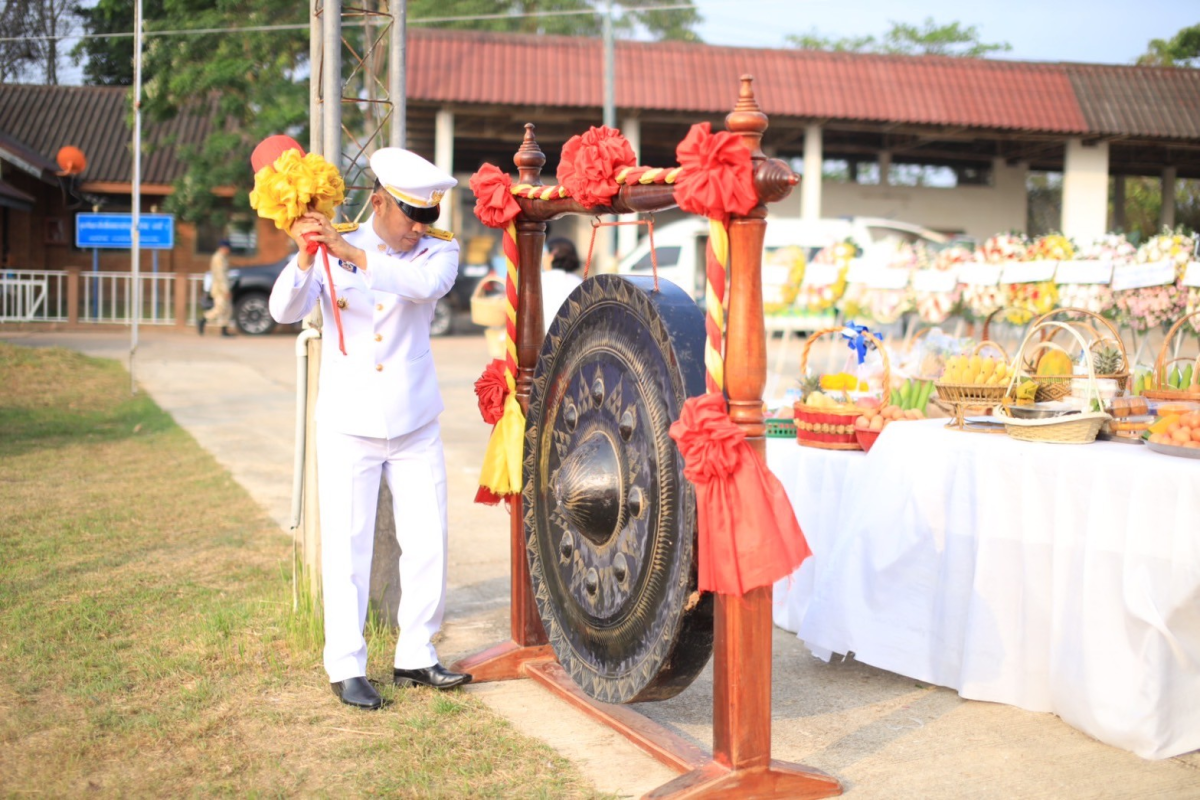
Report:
223,251,491,336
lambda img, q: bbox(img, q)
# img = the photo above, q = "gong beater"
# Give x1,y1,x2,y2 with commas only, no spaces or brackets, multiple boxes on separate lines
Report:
523,274,714,704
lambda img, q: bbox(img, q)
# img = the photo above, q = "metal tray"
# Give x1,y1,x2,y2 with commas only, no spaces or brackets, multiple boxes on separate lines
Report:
1006,403,1077,420
1144,440,1200,459
1096,431,1145,445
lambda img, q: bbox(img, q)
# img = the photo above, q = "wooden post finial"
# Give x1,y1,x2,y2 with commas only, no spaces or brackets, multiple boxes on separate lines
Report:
725,75,768,159
515,123,546,186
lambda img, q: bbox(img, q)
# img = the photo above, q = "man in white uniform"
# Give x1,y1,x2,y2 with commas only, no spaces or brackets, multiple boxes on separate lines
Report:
269,148,470,710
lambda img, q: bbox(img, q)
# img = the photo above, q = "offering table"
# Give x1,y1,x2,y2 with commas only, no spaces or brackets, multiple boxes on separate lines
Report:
769,419,1200,759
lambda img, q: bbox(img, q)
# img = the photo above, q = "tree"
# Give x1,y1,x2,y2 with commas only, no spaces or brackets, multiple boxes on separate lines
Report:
0,0,80,83
71,0,702,226
788,18,1011,58
1137,23,1200,67
137,0,309,226
72,0,166,85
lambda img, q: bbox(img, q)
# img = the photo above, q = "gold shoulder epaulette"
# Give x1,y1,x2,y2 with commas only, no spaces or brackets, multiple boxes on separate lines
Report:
427,227,454,241
333,222,359,234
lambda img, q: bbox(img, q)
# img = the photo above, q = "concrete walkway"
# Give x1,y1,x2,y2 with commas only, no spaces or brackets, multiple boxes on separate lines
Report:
4,326,1197,799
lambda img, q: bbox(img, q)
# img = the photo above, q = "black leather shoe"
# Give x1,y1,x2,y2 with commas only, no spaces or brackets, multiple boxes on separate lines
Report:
331,676,382,709
393,663,472,690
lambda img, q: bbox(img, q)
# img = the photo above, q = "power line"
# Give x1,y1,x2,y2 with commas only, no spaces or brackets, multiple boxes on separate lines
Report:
0,3,696,44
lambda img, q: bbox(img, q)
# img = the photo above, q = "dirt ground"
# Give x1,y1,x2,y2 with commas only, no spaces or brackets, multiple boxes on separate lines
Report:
3,325,1197,799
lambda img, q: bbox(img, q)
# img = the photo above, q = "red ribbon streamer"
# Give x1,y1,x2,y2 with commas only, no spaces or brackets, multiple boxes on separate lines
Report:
669,392,811,596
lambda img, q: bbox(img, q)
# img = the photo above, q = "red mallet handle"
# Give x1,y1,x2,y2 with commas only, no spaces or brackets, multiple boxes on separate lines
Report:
303,231,347,356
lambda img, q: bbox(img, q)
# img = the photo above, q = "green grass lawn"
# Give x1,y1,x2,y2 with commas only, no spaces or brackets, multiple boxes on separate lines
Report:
0,343,598,797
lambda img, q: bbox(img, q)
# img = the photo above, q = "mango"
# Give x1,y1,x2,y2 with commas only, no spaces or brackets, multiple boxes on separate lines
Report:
1036,349,1073,378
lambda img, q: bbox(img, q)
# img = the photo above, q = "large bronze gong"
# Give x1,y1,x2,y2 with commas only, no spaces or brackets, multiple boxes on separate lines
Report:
523,274,713,704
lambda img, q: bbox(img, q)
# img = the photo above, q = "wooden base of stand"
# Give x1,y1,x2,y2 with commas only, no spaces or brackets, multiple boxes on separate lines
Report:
645,759,842,799
449,640,554,682
525,661,710,774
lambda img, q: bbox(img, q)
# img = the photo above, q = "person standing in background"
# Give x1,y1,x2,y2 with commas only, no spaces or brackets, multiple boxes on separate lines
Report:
540,237,583,333
199,239,233,336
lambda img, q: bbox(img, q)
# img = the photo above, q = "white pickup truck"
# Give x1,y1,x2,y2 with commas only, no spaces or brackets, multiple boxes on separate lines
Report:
615,216,947,304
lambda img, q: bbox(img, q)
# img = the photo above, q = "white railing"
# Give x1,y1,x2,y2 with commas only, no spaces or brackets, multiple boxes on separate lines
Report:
0,271,69,322
0,270,211,326
79,271,204,325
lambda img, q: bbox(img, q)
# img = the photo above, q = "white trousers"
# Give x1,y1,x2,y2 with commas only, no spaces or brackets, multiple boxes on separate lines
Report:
316,420,448,682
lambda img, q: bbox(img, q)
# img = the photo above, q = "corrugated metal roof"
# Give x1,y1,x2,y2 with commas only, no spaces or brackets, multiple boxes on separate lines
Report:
0,84,217,185
407,29,1091,134
0,130,60,178
0,178,36,210
1066,63,1200,139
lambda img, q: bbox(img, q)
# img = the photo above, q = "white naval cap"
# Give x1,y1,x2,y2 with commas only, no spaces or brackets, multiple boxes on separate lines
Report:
369,148,457,209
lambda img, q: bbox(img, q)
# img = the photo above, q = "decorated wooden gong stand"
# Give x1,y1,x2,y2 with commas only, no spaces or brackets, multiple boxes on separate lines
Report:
453,77,842,799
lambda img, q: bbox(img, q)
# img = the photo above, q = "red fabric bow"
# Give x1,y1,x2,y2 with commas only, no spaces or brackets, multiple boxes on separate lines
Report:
474,359,510,425
469,164,521,229
674,122,757,222
669,392,811,596
557,126,637,209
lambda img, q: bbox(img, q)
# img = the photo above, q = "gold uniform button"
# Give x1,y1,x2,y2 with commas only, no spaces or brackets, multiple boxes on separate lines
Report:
375,364,383,372
336,297,347,309
376,303,384,311
374,333,382,342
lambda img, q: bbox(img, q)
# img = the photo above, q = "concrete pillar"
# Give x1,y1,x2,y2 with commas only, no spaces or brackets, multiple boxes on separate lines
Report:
879,150,892,186
172,267,187,328
1112,174,1125,232
1161,166,1176,231
801,123,823,221
434,108,454,229
67,267,80,325
997,158,1030,236
1061,138,1109,242
618,116,641,260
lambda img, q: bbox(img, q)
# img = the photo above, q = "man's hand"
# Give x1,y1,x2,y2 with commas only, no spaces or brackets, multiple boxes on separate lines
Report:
288,212,366,272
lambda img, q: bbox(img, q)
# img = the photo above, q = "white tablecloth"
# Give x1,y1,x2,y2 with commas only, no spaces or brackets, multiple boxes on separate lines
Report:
768,420,1200,759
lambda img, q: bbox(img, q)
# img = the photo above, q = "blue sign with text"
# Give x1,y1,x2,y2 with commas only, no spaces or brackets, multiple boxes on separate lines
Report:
76,213,175,250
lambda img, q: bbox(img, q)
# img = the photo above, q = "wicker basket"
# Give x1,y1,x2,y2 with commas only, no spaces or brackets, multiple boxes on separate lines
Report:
1143,311,1200,401
934,340,1010,404
1025,308,1130,401
469,274,508,327
765,418,798,438
794,326,890,450
995,320,1110,444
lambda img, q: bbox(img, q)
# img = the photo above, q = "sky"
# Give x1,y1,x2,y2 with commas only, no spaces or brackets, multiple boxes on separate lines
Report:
47,0,1200,85
691,0,1197,65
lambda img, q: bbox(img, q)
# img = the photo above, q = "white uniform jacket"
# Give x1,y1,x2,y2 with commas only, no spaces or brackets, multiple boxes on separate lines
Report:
269,218,460,439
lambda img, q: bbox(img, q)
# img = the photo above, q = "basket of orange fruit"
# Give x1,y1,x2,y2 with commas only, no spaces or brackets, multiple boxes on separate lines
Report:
794,326,889,450
1145,407,1200,457
853,381,930,453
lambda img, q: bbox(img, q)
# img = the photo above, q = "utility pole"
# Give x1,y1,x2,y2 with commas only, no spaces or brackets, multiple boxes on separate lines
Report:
602,1,616,269
602,1,615,130
391,0,406,147
130,0,143,395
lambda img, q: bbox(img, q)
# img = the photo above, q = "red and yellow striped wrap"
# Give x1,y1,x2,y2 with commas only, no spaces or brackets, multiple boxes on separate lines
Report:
615,166,685,185
502,222,519,395
704,218,728,394
477,222,526,499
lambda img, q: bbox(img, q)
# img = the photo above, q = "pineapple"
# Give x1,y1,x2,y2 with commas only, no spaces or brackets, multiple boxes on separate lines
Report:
1092,345,1123,376
798,374,822,404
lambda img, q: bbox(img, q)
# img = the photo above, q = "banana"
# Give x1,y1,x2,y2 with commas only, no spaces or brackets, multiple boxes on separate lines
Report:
965,355,982,384
943,356,961,384
979,357,996,384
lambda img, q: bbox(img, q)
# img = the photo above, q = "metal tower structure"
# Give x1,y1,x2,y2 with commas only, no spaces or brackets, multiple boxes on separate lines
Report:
310,0,407,222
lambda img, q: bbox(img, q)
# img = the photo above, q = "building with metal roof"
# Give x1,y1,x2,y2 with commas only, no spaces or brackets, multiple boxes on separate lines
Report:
2,29,1198,276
